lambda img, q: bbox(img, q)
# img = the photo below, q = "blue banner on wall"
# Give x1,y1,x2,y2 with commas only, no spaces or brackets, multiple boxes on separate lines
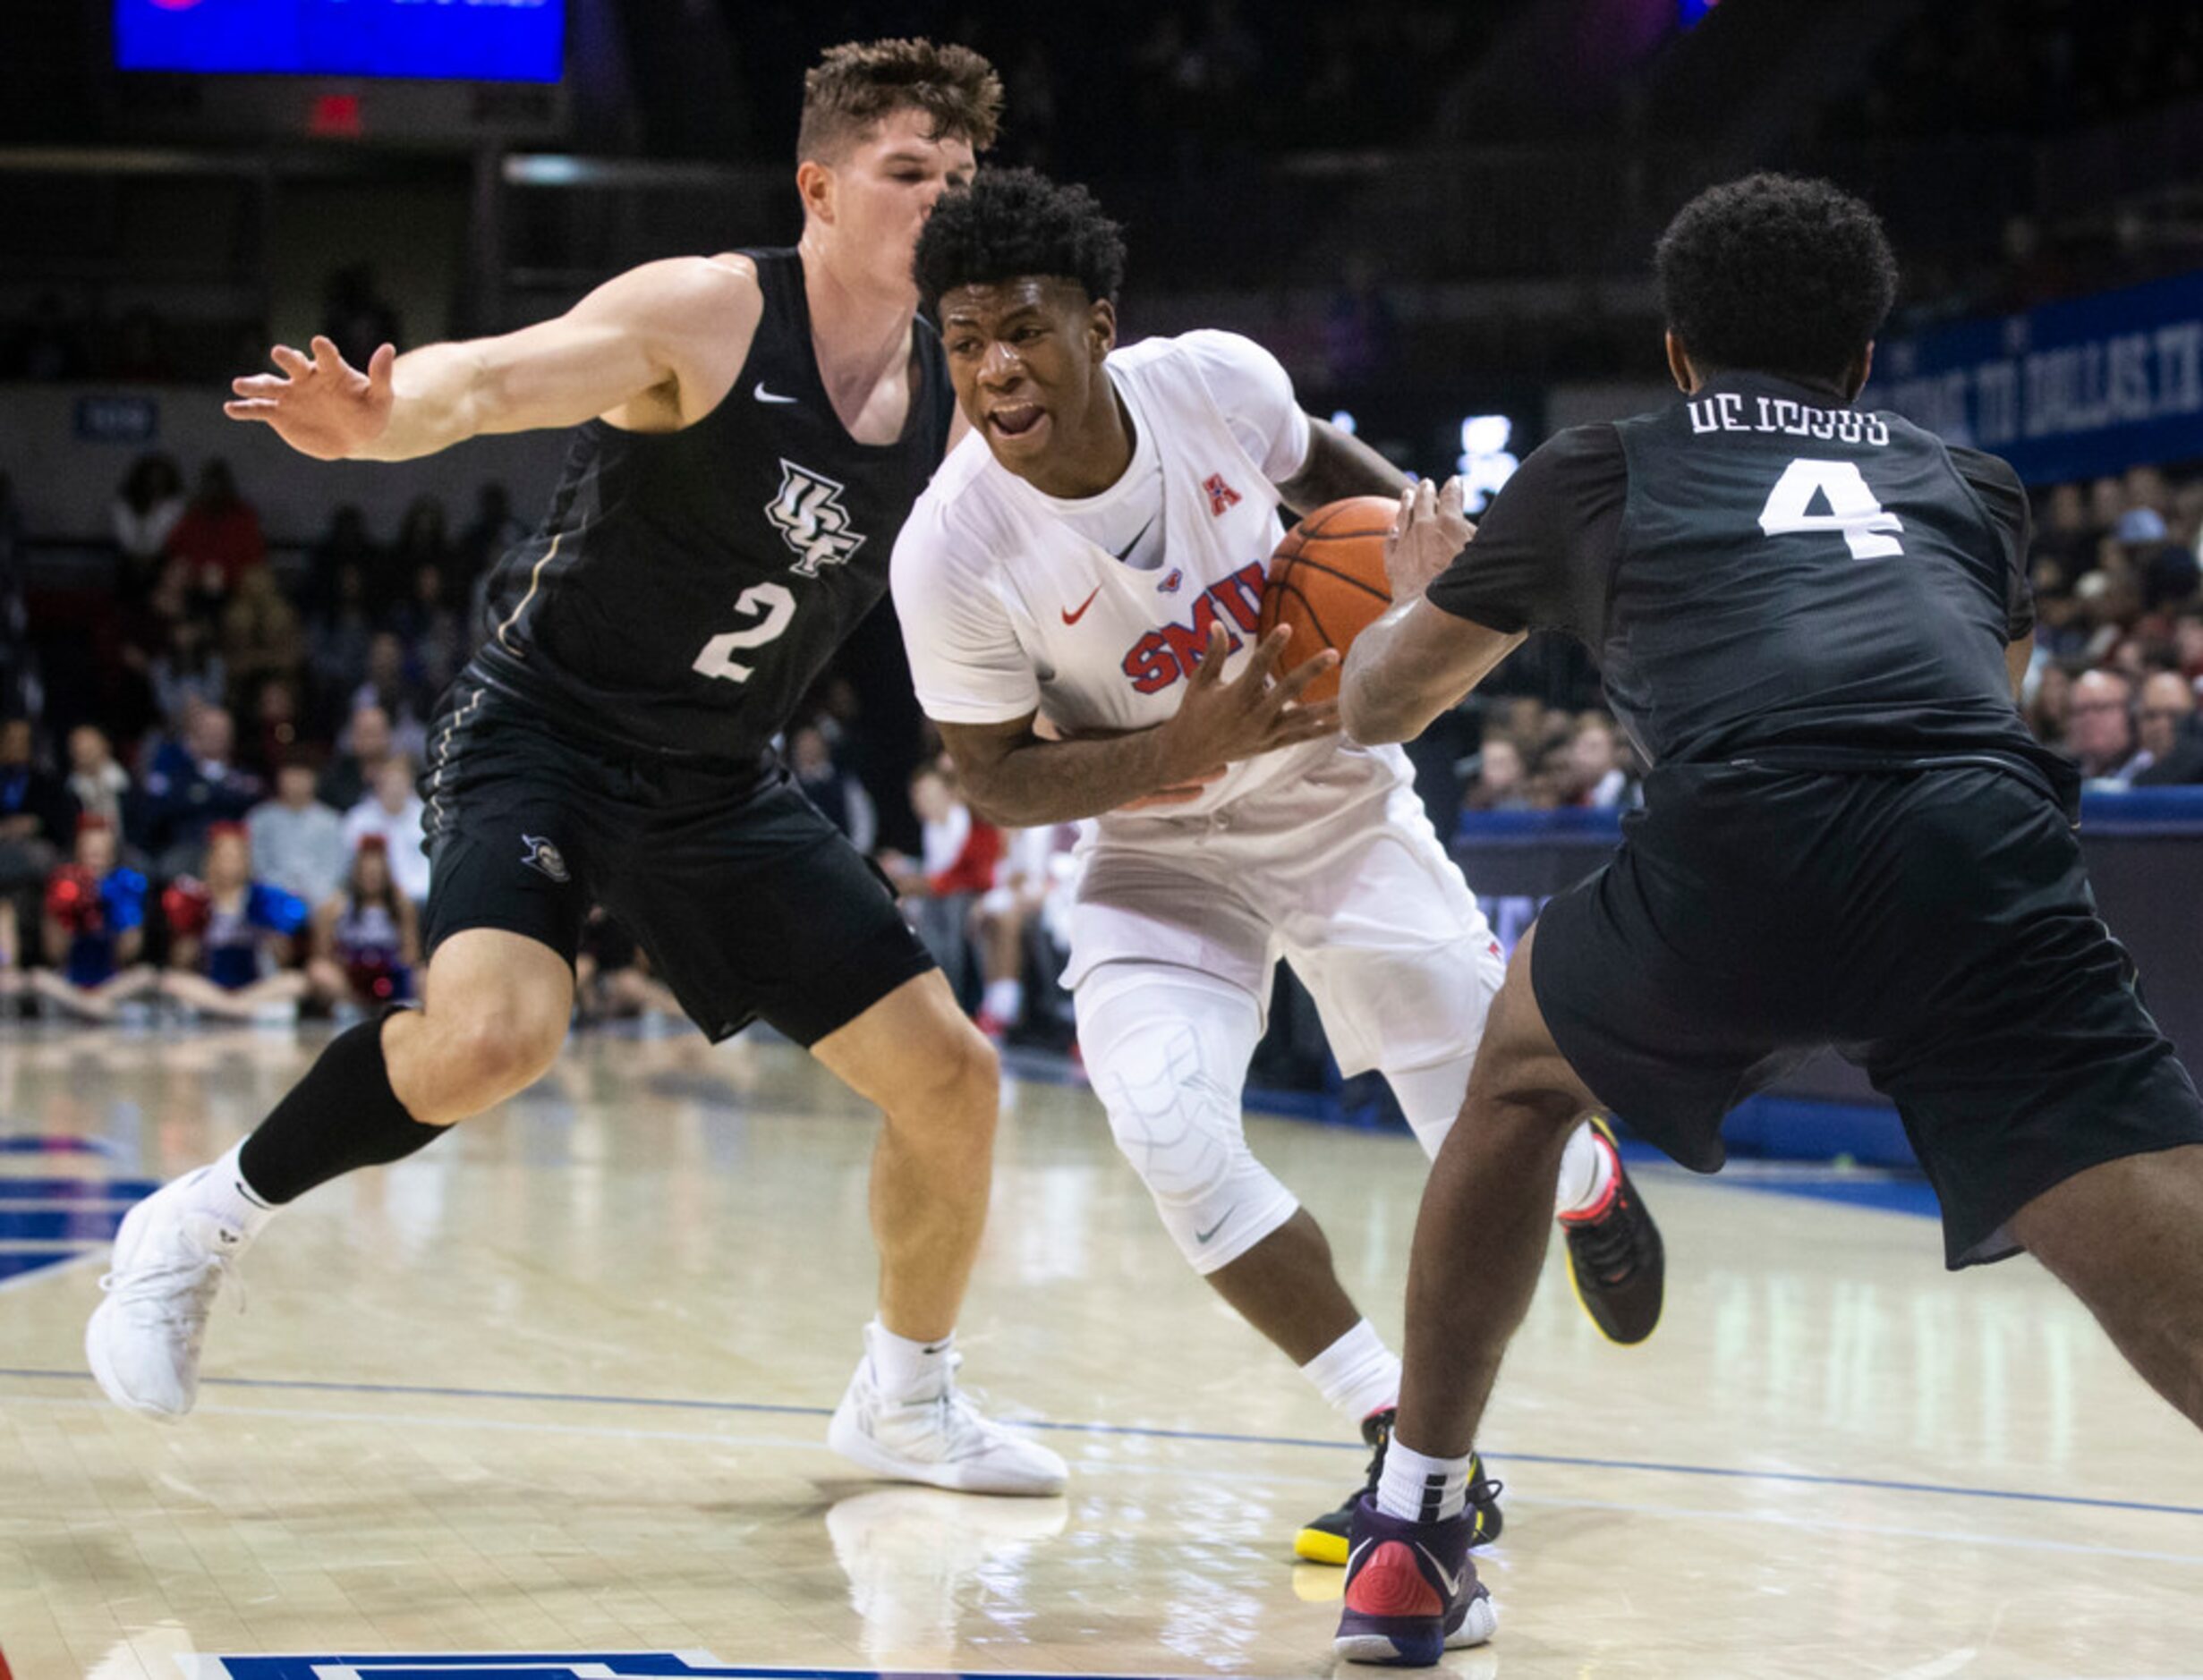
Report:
1860,269,2203,485
115,0,566,83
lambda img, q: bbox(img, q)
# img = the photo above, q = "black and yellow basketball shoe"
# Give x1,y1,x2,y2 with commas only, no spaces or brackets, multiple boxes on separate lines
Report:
1292,1407,1503,1565
1561,1116,1667,1345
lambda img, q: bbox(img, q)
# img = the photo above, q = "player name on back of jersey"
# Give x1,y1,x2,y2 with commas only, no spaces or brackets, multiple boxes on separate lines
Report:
1687,391,1891,446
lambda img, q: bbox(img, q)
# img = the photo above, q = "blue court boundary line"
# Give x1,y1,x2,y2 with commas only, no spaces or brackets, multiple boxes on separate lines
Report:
6,1365,2199,1522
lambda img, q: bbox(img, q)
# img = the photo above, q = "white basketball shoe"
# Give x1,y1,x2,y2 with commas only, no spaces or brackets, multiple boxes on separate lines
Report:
85,1171,243,1421
828,1324,1068,1496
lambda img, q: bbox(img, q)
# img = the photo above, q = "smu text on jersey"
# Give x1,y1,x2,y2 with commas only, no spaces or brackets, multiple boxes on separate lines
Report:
1120,560,1266,693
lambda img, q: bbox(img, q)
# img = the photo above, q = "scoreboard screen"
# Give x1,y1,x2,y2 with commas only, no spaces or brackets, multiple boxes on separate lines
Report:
115,0,566,83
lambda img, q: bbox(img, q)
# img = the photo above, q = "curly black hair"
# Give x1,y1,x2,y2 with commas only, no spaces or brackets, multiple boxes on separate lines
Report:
1654,173,1899,386
914,168,1127,315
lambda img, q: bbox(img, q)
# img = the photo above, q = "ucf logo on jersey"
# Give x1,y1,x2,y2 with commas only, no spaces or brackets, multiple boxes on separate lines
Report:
766,459,868,578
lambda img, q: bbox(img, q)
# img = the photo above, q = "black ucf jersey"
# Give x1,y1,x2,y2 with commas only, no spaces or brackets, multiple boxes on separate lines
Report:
469,247,957,764
1428,370,2077,807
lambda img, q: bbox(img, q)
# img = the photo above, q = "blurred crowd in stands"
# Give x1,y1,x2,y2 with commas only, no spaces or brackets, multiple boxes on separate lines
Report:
1458,458,2203,814
0,445,508,1026
0,262,406,393
739,0,1500,175
0,433,2197,1039
1825,0,2203,144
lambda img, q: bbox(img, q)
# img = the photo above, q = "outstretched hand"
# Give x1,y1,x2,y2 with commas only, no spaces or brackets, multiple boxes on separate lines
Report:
1160,624,1340,779
225,335,396,461
1383,476,1475,601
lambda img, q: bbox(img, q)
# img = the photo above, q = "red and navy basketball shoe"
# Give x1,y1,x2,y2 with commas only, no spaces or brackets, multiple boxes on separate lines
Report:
1333,1493,1497,1665
1561,1117,1666,1345
1295,1407,1503,1563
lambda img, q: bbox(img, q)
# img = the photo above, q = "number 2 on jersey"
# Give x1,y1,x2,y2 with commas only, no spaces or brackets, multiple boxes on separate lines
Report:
1758,458,1903,559
692,581,796,683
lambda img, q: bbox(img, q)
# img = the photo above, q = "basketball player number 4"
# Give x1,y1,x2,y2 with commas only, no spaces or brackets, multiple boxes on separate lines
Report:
693,581,797,683
1758,458,1903,558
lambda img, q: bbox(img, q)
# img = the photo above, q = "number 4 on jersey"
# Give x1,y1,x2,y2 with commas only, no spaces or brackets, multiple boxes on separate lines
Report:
1759,458,1903,559
693,581,796,683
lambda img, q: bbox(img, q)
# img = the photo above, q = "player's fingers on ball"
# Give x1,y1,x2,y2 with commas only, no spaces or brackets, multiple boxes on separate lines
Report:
367,343,397,386
1245,624,1295,681
1276,646,1341,700
1440,475,1466,517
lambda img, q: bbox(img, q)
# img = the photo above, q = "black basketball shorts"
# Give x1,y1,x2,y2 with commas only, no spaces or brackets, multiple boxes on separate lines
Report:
1531,758,2203,1268
418,683,934,1045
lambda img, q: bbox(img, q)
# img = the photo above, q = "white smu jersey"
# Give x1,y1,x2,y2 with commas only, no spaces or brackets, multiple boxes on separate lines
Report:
892,331,1410,842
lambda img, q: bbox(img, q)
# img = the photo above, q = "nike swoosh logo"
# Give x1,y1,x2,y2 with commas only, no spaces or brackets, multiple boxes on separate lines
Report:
1112,517,1155,562
1194,1215,1227,1243
753,382,799,404
1061,586,1102,626
1417,1540,1465,1599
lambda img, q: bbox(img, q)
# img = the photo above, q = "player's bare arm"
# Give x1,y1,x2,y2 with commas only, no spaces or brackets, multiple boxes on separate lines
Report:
939,624,1340,827
2006,631,2035,701
1341,477,1525,745
1275,416,1410,515
225,254,764,462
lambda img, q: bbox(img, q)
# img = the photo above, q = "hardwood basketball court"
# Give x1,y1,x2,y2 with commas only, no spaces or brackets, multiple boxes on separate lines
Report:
2,1025,2198,1678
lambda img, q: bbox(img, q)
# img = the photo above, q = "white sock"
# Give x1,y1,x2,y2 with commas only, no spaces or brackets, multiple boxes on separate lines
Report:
982,979,1022,1021
865,1319,954,1402
1300,1319,1402,1424
182,1142,280,1245
1554,1121,1618,1219
1377,1436,1473,1524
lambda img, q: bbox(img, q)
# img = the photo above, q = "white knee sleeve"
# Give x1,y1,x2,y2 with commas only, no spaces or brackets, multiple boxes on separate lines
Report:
1075,962,1300,1274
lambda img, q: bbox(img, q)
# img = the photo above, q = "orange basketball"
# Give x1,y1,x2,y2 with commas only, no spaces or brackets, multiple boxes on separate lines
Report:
1257,495,1397,704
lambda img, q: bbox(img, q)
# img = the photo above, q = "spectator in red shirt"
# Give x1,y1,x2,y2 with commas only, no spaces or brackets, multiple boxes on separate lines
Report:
166,459,266,593
880,763,1001,1005
889,762,1002,898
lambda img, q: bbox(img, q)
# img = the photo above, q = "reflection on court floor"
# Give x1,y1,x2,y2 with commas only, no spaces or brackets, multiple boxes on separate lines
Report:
2,1024,2199,1680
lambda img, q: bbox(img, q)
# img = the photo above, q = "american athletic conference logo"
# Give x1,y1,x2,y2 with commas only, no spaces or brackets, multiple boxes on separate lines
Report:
765,458,867,578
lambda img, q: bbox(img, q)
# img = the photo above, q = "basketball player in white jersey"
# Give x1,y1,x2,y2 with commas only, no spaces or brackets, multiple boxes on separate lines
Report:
891,170,1667,1561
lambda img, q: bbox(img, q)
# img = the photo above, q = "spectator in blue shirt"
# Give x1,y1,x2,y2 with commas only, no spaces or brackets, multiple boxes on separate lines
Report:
139,704,263,878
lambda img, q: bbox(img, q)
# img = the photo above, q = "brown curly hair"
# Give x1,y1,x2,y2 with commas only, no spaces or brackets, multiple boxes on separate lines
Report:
797,38,1003,165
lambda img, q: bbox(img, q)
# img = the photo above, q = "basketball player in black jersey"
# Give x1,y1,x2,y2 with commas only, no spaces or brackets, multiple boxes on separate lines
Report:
86,40,1067,1496
1323,174,2203,1663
